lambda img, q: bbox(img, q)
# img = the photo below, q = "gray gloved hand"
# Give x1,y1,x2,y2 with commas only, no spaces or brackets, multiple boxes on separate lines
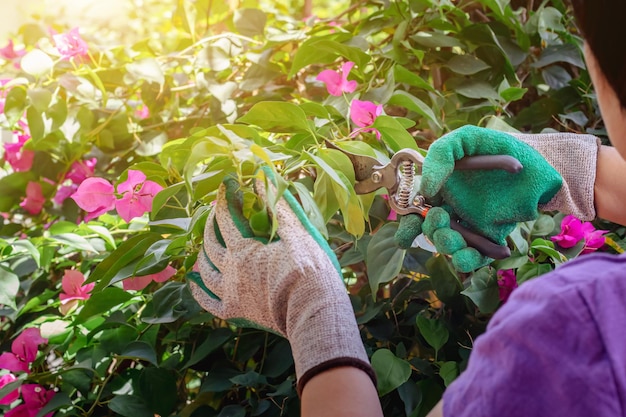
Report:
187,169,375,395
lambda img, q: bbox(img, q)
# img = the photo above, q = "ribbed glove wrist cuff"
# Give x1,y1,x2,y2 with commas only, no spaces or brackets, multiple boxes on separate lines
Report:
511,132,600,220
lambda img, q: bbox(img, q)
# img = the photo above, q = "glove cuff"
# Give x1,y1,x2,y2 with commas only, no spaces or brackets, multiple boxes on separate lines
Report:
287,293,376,396
511,132,600,221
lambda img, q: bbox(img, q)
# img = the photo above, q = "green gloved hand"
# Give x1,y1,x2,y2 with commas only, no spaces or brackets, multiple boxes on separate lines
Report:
188,168,376,395
395,125,563,272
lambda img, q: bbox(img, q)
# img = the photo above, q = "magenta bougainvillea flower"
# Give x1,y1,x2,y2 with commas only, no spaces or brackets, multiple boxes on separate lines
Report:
115,170,163,223
19,182,45,215
316,61,358,96
497,269,518,303
66,158,97,184
71,177,116,221
0,328,47,373
0,40,25,61
4,134,34,172
350,99,383,139
581,223,608,254
381,195,398,221
71,170,163,223
53,27,88,60
122,265,176,291
5,384,55,417
551,215,608,253
59,270,95,314
135,104,150,120
0,373,19,405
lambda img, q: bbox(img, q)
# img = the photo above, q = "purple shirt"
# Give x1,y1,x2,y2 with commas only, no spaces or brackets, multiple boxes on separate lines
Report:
443,252,626,417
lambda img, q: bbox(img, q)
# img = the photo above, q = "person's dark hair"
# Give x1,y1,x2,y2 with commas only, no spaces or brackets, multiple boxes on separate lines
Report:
571,0,626,109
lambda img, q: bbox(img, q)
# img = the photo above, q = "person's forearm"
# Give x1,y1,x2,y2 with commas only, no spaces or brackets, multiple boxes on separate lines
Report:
594,145,626,225
301,367,383,417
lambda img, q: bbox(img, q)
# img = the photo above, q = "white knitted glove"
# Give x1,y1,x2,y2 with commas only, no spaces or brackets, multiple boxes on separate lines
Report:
511,132,601,221
188,172,375,394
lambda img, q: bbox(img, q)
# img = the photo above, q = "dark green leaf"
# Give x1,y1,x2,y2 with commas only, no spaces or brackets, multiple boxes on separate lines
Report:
184,328,233,369
108,395,154,417
75,287,133,324
460,267,500,313
366,223,406,295
120,341,158,365
0,267,19,310
373,115,419,152
217,405,246,417
439,361,458,386
416,316,449,352
516,262,553,284
138,367,178,416
445,55,490,75
371,348,412,396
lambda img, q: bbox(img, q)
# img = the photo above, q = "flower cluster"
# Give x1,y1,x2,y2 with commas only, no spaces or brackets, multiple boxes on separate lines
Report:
71,170,163,223
54,158,97,206
497,269,518,302
0,328,47,374
551,215,608,254
4,384,55,417
123,265,176,291
316,61,384,138
53,27,89,60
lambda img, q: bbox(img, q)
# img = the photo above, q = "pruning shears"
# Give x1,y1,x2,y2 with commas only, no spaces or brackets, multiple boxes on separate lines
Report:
326,141,522,259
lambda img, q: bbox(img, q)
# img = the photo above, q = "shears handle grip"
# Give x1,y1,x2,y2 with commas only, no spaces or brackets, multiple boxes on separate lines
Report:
449,221,511,259
455,155,522,173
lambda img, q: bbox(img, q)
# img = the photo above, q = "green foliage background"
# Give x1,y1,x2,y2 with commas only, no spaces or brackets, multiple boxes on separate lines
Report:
1,1,624,416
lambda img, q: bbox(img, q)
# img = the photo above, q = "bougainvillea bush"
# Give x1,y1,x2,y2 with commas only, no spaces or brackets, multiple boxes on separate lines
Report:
0,0,624,416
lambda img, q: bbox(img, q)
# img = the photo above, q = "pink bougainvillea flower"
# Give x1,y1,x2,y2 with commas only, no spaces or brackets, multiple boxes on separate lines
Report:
59,270,95,315
71,177,116,221
0,328,47,373
59,270,94,304
551,215,585,248
5,384,55,417
123,265,176,291
4,134,34,172
0,40,25,61
53,184,78,206
316,61,358,96
53,27,88,60
19,182,45,215
381,195,397,221
350,99,383,139
115,170,163,223
0,373,19,405
497,269,518,303
66,158,97,184
551,215,608,254
581,222,608,254
135,105,150,120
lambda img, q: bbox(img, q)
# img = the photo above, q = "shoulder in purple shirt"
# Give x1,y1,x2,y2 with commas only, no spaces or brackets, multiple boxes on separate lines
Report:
443,252,626,417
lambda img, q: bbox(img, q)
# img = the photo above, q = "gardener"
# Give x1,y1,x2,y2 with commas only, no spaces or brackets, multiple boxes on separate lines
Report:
189,0,626,415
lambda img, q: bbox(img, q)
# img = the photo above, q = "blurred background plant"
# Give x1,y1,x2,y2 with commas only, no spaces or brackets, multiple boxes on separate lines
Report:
0,0,624,416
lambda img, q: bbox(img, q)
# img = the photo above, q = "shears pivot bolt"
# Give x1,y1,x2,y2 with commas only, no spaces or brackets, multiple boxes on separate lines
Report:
371,171,382,183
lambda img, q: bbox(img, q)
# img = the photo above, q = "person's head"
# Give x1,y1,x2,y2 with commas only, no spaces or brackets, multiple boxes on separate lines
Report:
571,0,626,158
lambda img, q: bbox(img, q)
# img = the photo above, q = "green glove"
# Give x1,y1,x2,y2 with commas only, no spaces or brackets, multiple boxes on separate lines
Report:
395,125,563,272
188,168,376,395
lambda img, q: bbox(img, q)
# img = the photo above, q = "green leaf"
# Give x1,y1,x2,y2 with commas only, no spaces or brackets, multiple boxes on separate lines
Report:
372,115,418,152
447,79,501,101
445,55,490,75
439,361,458,387
120,341,158,365
388,91,441,129
217,405,246,417
35,392,72,417
50,233,98,253
289,36,370,78
238,101,310,133
127,58,165,87
184,328,232,369
500,87,527,102
416,315,449,352
88,233,162,290
460,267,500,313
233,8,266,36
108,395,153,417
412,31,464,48
371,349,412,396
138,367,178,416
530,238,566,264
0,267,19,310
394,65,436,92
531,214,555,236
4,86,28,126
292,181,328,238
21,49,54,77
305,150,348,191
516,261,553,284
366,223,406,295
28,88,52,112
75,287,133,324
